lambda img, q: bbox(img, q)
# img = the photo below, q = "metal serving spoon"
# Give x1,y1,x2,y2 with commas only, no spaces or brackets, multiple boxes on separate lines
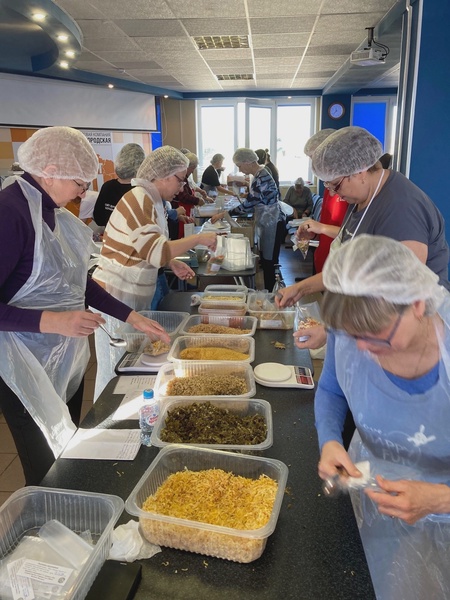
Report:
98,324,127,348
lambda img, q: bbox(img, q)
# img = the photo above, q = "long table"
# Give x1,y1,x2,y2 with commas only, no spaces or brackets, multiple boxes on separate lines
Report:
41,293,375,599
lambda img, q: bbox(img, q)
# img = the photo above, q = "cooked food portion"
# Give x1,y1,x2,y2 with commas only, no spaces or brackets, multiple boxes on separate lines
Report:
139,468,278,562
187,324,251,335
166,374,247,396
144,339,171,356
142,469,277,530
202,295,244,302
179,347,249,361
297,317,321,329
160,401,267,444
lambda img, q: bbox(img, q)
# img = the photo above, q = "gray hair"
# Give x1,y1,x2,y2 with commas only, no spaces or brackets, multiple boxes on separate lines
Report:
211,153,224,164
233,148,258,164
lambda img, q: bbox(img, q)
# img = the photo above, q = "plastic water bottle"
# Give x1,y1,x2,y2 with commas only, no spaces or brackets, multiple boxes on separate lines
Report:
139,389,158,446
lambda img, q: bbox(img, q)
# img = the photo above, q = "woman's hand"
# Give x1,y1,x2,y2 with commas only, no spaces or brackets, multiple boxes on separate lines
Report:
210,211,226,224
197,232,217,250
126,311,170,344
318,441,362,480
293,324,327,349
169,259,195,281
366,477,450,525
179,214,194,224
297,219,322,239
274,283,303,307
40,310,105,337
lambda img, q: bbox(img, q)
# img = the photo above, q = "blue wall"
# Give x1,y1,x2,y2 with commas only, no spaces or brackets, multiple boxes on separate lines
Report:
408,0,450,245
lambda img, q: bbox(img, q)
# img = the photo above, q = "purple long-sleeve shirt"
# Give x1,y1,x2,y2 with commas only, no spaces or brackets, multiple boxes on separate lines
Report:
0,173,132,332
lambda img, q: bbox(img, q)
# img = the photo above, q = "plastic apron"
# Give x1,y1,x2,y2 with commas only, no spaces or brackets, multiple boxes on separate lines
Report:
254,202,281,260
0,179,94,457
93,183,168,400
328,169,384,257
333,296,450,599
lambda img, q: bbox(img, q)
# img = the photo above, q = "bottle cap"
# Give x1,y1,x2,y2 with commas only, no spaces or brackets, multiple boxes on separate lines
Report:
143,389,154,400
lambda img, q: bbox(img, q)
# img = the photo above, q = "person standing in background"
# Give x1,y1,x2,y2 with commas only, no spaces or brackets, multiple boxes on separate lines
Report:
255,148,280,191
201,153,238,198
303,129,348,274
171,152,205,238
93,143,145,226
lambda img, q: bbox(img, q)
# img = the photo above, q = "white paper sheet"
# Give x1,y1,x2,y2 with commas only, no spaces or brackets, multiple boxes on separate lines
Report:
60,429,141,460
112,390,146,421
113,375,157,395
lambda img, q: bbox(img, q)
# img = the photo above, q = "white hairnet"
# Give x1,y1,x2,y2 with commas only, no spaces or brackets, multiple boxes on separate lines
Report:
303,129,336,158
185,152,199,168
136,146,188,181
323,234,447,309
233,148,258,164
211,153,224,163
312,126,383,181
115,143,145,179
295,177,304,186
17,126,98,181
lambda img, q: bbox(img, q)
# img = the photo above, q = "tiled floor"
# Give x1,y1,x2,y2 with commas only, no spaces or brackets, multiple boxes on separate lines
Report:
0,241,321,505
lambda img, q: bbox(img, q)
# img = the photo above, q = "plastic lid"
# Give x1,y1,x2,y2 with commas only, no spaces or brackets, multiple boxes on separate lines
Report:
143,389,154,400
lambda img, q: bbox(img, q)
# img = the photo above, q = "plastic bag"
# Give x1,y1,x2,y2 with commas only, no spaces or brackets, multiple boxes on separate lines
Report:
205,235,225,275
294,301,323,341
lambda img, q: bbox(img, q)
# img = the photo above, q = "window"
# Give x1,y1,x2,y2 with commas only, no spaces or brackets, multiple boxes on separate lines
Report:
351,96,397,153
196,97,317,184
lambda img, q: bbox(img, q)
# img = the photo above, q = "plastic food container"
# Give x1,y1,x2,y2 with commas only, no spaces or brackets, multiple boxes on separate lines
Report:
153,361,256,400
204,284,248,295
167,335,255,364
200,291,247,306
198,304,247,316
125,445,288,562
0,486,123,600
150,397,272,451
180,315,257,337
119,311,189,352
247,292,295,329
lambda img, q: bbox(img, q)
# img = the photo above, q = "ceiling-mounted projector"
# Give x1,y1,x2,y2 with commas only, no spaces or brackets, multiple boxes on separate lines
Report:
351,27,389,66
351,47,385,66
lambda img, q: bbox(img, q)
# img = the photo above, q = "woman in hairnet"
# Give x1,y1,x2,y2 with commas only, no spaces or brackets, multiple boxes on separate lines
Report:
93,143,145,227
277,126,449,312
212,148,284,290
93,145,217,398
0,127,169,485
316,234,450,600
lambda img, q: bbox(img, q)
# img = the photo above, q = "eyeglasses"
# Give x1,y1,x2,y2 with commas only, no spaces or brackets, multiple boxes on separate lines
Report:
324,176,345,194
347,309,406,348
173,174,185,187
72,180,91,192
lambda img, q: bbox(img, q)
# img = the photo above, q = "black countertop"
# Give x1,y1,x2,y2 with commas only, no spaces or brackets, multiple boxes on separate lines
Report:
41,292,375,600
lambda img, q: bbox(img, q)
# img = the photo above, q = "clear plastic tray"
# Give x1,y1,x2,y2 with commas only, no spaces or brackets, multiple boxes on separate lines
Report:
180,315,258,337
204,284,248,295
153,361,256,399
119,311,189,352
247,292,295,329
200,291,247,305
124,445,288,562
150,397,272,451
167,335,255,363
0,487,123,600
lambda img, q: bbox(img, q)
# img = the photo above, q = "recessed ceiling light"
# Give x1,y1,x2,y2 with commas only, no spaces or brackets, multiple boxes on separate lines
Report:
108,84,114,89
164,95,169,98
32,12,46,22
65,50,75,58
288,96,292,99
60,61,69,69
57,34,69,42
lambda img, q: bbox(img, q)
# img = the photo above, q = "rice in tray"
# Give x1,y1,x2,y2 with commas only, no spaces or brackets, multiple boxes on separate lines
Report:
140,468,278,562
166,374,247,396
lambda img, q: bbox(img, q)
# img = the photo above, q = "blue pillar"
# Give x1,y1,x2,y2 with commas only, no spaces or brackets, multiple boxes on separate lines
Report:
408,0,450,244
